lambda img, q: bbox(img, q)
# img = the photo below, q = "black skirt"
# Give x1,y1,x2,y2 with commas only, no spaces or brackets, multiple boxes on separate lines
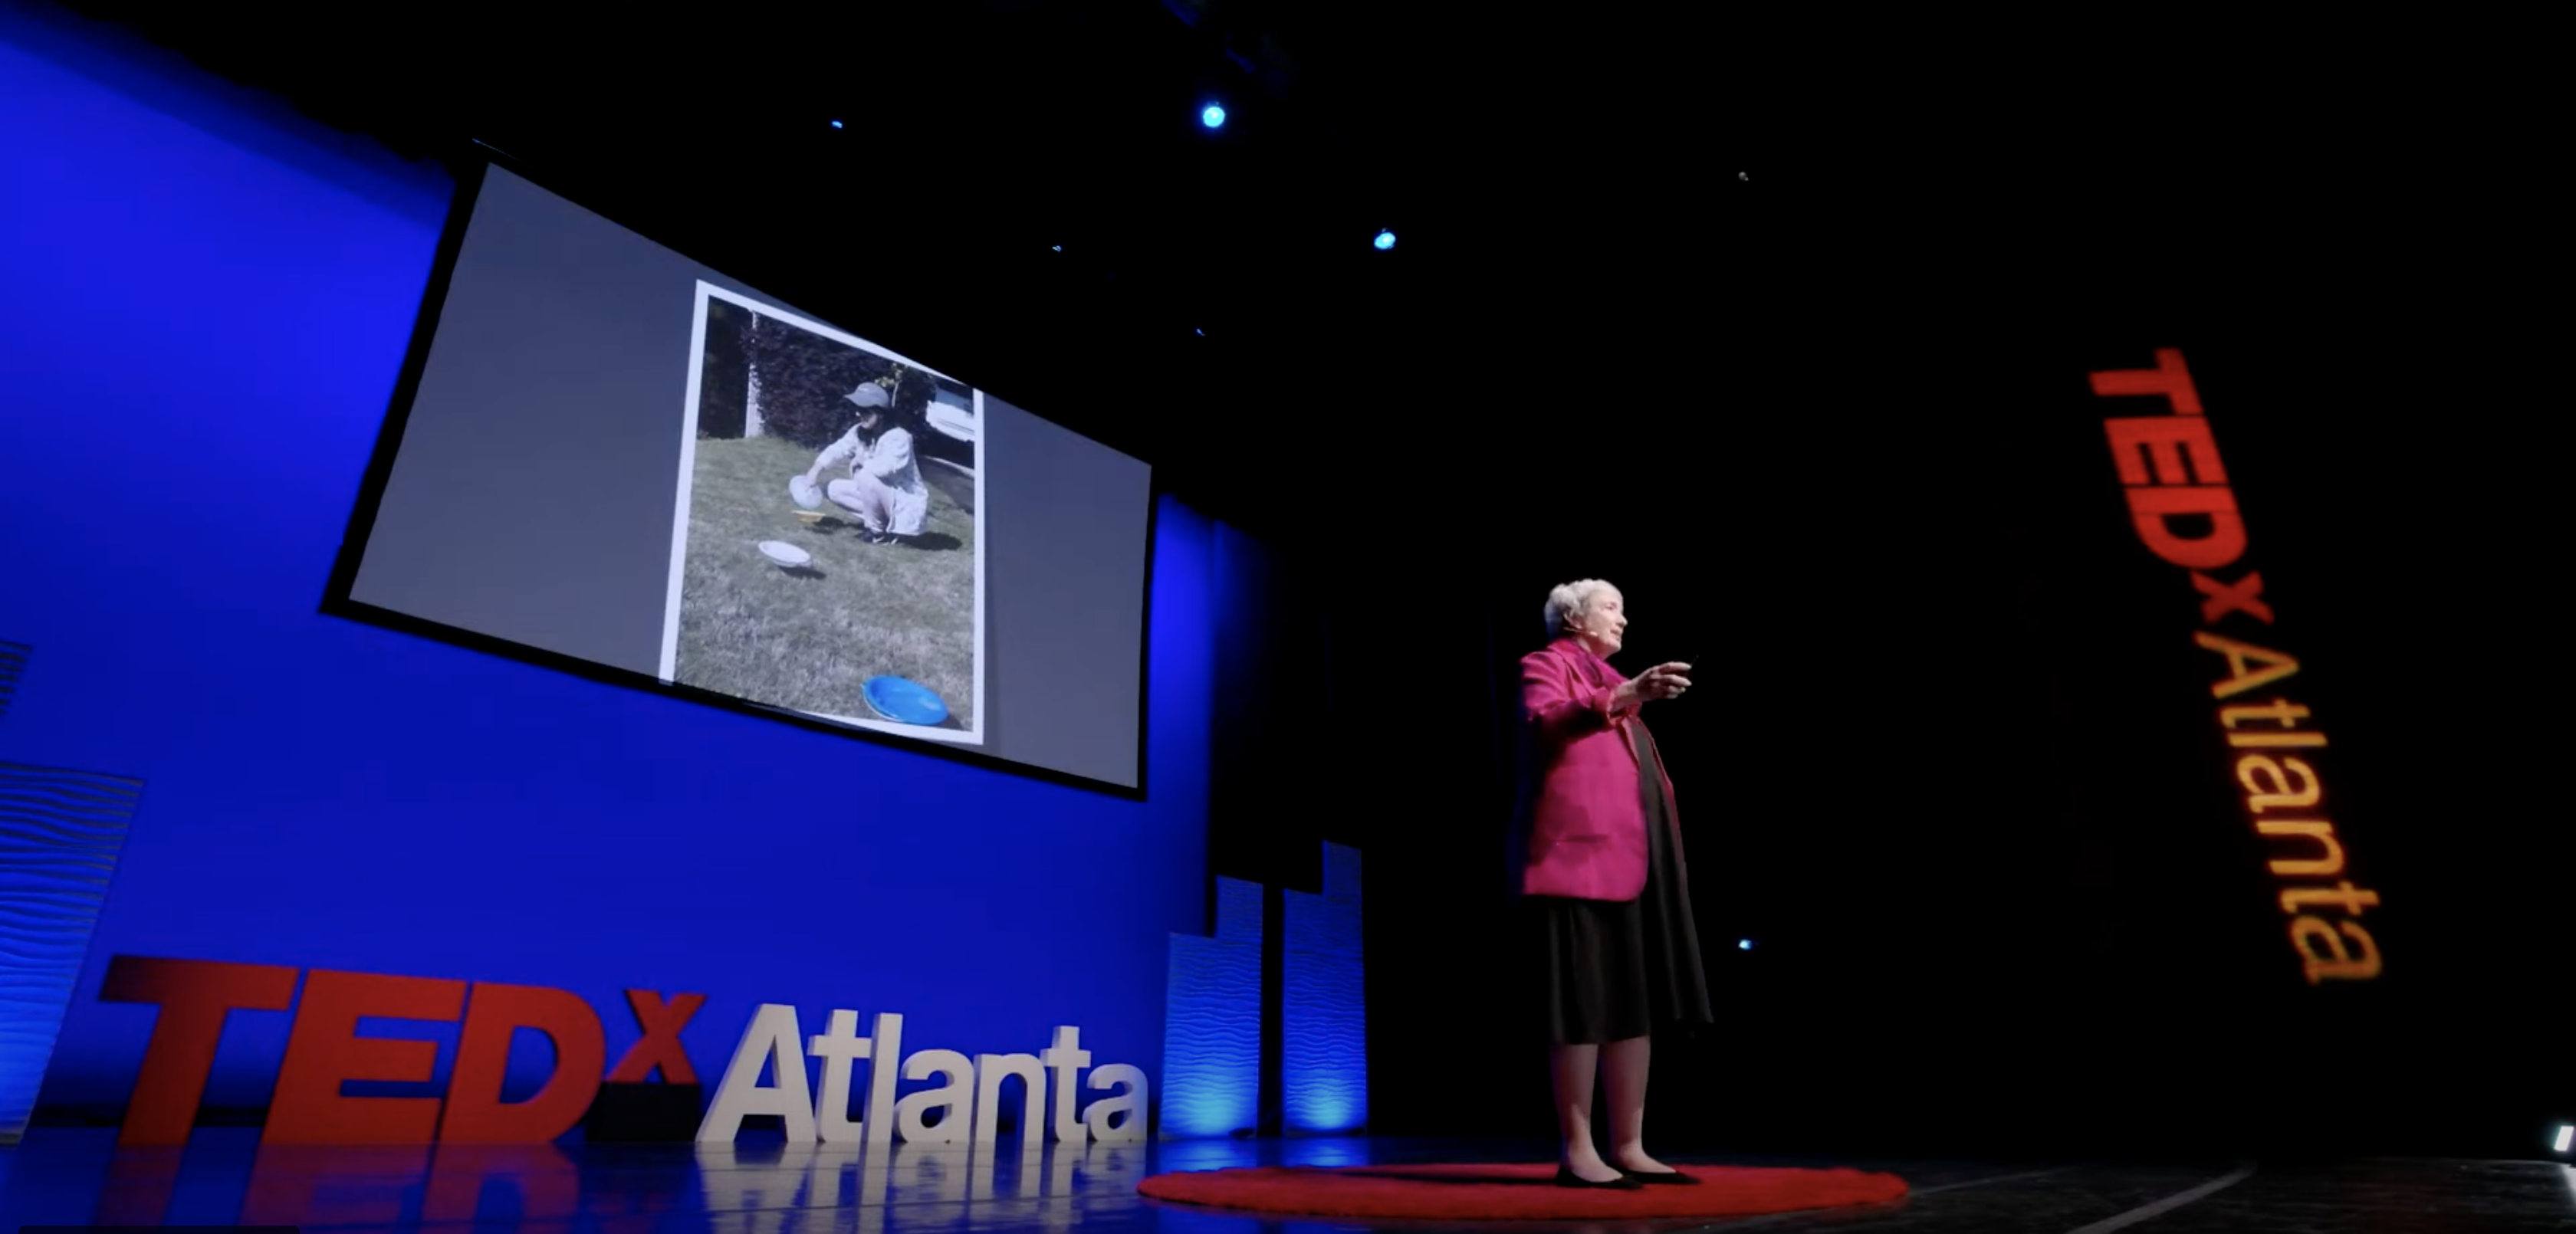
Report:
1529,721,1713,1044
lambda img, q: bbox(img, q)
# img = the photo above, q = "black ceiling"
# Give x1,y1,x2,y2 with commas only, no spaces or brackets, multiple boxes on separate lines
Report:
51,0,1749,309
41,2,2543,556
41,2,1733,532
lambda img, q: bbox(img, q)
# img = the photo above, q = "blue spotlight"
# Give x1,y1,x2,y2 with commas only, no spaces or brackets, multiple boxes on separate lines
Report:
830,120,843,130
1201,104,1227,130
1373,230,1396,251
1738,939,1754,950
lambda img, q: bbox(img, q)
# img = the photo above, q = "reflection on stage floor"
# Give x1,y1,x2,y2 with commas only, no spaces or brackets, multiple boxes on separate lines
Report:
5,1129,2573,1233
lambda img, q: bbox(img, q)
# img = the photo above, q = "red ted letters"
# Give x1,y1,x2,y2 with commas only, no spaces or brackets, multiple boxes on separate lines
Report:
100,956,703,1145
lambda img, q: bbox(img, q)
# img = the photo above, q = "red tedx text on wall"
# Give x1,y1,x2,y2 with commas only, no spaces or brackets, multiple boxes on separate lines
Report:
2091,350,2382,986
100,956,706,1145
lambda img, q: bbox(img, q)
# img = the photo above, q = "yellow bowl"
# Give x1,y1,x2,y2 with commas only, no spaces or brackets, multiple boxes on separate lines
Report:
793,510,826,524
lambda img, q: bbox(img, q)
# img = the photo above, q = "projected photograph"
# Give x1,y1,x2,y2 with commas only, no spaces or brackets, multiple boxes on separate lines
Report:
662,282,984,742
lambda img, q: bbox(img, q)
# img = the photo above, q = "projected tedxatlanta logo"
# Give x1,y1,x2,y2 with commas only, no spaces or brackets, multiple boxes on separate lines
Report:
698,1005,1148,1144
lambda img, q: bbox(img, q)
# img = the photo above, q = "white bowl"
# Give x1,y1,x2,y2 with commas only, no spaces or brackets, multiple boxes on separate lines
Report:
758,540,812,568
789,475,823,510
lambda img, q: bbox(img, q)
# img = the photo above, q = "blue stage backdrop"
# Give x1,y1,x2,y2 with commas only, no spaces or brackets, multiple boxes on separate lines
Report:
0,0,1224,1140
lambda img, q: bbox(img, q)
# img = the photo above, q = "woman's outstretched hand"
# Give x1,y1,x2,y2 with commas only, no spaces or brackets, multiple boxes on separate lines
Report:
1616,662,1692,707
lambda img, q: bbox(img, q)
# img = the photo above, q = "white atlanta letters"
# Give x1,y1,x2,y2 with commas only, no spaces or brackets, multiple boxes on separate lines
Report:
697,1007,1149,1144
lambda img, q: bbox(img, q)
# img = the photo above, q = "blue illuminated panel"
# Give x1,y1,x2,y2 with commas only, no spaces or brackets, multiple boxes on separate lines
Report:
1283,843,1364,1134
1161,877,1262,1137
0,642,25,720
0,760,143,1143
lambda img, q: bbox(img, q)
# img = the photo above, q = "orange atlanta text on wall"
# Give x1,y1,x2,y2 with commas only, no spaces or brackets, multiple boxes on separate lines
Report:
2090,349,2381,986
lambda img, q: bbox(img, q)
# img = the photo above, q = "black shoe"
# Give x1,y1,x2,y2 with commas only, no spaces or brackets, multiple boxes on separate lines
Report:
1619,1167,1701,1186
1555,1164,1644,1190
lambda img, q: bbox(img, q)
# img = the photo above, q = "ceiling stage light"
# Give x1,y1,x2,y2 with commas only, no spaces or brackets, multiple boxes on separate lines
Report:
1374,230,1396,251
1201,104,1227,130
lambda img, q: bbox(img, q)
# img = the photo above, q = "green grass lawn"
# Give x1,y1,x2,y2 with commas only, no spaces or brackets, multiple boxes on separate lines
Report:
675,435,978,731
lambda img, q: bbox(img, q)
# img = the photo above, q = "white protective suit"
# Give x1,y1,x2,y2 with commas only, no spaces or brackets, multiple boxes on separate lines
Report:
815,425,929,535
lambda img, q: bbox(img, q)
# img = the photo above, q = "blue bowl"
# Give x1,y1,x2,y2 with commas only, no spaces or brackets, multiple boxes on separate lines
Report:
862,675,951,727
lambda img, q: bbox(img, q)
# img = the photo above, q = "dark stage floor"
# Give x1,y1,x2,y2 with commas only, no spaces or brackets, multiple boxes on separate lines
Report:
4,1130,2574,1233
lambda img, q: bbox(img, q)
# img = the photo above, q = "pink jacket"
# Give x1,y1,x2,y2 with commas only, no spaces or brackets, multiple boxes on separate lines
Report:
1514,638,1682,901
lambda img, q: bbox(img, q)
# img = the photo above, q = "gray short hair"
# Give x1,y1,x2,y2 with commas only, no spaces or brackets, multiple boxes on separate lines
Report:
1543,579,1618,638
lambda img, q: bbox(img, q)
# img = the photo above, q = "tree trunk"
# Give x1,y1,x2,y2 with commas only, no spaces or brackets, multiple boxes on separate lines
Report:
746,317,765,438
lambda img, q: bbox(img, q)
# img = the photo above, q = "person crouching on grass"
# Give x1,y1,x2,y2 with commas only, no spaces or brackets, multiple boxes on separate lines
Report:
801,382,930,545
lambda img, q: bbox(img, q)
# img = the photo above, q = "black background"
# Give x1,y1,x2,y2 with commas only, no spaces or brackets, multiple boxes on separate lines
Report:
48,0,2565,1159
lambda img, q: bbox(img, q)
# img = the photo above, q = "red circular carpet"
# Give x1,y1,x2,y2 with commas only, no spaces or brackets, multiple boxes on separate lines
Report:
1138,1162,1909,1220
